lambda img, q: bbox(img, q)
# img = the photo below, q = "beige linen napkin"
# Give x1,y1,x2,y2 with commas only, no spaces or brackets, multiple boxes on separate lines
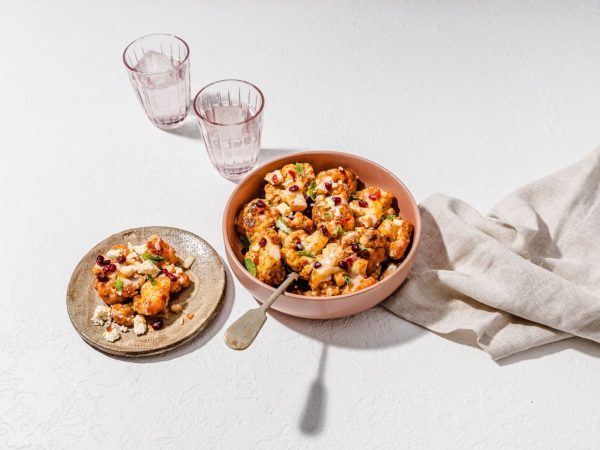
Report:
383,149,600,360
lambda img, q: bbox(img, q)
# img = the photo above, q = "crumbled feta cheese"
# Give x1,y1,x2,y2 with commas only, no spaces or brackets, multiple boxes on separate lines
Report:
136,260,160,277
105,249,123,259
119,264,136,277
91,305,111,326
181,255,195,269
126,251,138,263
103,327,120,342
133,315,147,336
276,203,292,216
133,244,147,254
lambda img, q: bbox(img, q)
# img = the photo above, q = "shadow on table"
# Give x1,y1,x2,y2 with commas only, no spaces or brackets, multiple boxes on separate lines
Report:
268,305,424,350
299,343,328,436
107,264,235,364
496,336,600,366
257,147,300,165
164,116,201,140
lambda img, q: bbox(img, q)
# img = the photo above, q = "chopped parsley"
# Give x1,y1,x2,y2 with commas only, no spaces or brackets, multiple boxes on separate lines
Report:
244,258,257,277
276,217,292,234
307,180,317,201
335,225,344,236
295,162,305,176
115,279,124,293
343,274,352,285
147,275,157,285
386,214,396,221
297,250,316,258
141,252,164,263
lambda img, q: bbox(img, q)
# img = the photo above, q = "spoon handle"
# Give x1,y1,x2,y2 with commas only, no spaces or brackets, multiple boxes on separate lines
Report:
260,272,299,312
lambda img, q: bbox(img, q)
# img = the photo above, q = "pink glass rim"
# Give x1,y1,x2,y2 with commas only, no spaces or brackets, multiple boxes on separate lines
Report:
122,33,190,74
193,79,265,127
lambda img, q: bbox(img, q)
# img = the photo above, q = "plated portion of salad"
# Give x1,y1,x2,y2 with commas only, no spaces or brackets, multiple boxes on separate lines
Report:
236,162,413,297
91,234,194,342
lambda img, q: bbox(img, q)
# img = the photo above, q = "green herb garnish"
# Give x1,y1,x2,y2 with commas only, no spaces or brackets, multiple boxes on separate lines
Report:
359,243,367,251
386,215,396,221
147,274,157,285
115,279,124,293
324,212,331,219
295,162,305,176
343,274,352,285
141,252,164,263
307,180,317,201
244,258,257,277
350,194,360,201
297,250,316,258
335,225,344,236
276,217,292,234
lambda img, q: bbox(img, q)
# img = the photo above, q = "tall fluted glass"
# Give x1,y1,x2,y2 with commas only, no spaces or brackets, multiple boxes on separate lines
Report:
123,34,190,129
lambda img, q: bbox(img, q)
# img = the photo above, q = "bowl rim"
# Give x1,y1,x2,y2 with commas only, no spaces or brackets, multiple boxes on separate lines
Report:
222,150,421,302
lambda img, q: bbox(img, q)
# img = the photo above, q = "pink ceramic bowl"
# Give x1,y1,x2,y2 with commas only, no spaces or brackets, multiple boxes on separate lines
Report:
222,151,421,319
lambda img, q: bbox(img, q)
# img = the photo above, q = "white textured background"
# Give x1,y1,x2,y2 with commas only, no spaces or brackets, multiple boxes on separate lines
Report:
2,1,600,448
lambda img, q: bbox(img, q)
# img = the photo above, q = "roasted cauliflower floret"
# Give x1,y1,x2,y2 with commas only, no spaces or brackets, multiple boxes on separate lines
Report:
278,212,315,235
340,227,387,275
313,167,358,200
349,187,394,228
133,276,171,316
312,196,355,238
111,303,135,327
281,229,329,279
236,198,279,240
378,217,414,260
161,263,191,293
146,235,179,265
264,163,315,212
245,229,286,286
309,243,346,291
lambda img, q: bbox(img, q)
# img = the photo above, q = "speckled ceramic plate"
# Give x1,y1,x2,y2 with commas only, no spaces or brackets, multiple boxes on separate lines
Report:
66,226,226,357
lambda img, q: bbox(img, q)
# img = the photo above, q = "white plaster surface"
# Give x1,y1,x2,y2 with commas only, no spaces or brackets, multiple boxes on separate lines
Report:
2,1,600,448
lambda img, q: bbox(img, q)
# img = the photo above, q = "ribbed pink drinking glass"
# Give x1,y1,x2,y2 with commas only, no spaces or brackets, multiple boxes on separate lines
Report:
123,34,190,129
193,80,264,179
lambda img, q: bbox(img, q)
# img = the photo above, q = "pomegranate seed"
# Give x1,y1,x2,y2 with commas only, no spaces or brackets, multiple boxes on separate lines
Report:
332,197,341,205
288,170,296,180
103,264,116,273
272,175,278,184
340,217,350,224
351,243,360,252
96,255,105,265
259,237,267,247
96,274,109,282
338,260,348,270
319,225,329,236
116,255,126,264
369,193,379,201
314,261,322,268
295,239,303,250
150,319,164,330
325,181,332,191
288,185,299,192
161,269,177,282
358,199,368,208
256,199,266,208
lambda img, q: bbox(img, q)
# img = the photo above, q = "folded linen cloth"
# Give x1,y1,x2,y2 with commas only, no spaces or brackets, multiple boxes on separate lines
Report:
383,149,600,360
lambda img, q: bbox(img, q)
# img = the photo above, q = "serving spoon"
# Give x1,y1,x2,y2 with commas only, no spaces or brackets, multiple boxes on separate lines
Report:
224,272,299,350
